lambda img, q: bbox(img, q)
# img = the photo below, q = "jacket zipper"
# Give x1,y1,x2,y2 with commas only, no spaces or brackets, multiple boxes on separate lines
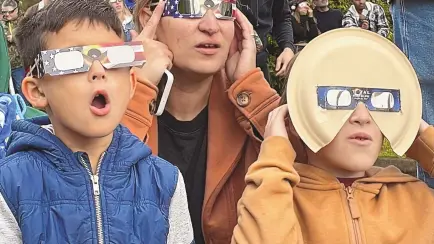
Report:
345,186,363,244
80,153,106,244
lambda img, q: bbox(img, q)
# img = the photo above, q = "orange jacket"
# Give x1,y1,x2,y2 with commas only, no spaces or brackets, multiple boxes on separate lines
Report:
122,68,280,243
232,127,434,244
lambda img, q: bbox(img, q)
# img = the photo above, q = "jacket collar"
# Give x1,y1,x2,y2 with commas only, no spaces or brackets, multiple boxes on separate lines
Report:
295,163,418,194
7,116,152,172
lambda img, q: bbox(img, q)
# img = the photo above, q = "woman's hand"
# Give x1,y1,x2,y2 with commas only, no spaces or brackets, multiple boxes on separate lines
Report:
225,10,257,83
264,105,289,140
308,8,313,17
132,0,173,86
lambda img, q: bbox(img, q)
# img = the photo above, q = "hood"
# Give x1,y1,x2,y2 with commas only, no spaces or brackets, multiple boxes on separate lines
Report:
294,163,419,193
6,116,152,172
349,1,374,20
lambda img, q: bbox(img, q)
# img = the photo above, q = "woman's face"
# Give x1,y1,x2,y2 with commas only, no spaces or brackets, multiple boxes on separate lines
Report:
110,0,124,13
140,8,235,76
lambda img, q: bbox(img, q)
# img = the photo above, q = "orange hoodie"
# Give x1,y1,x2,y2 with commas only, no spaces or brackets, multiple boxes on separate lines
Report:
232,128,434,244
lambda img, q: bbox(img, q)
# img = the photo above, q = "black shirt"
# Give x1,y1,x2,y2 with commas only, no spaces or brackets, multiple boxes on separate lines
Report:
314,8,343,33
158,107,208,244
291,15,320,44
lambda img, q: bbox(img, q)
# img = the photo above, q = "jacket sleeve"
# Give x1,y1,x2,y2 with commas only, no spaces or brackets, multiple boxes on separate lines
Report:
0,192,21,244
231,136,304,244
121,74,158,141
227,69,280,141
375,5,390,37
166,172,194,244
406,126,434,177
342,12,358,28
272,0,295,52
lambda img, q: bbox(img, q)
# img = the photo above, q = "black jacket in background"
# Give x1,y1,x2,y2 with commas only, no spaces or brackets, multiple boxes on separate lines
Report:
238,0,295,53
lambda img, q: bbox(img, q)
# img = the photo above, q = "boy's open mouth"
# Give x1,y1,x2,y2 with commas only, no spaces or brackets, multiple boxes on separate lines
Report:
90,90,111,116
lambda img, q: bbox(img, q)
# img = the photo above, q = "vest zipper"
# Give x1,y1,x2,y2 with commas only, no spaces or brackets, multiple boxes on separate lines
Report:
80,153,106,244
345,186,363,244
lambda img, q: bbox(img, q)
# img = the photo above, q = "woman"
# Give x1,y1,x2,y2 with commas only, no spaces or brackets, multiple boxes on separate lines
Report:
289,0,320,52
109,0,137,41
122,0,280,243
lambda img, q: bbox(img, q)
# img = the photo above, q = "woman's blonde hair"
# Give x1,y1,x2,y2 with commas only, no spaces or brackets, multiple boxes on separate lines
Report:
133,0,151,32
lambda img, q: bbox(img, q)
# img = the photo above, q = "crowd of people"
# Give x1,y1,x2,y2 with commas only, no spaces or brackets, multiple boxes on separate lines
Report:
0,0,433,243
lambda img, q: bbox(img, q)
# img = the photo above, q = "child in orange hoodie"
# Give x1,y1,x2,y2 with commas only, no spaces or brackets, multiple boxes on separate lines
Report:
231,29,434,244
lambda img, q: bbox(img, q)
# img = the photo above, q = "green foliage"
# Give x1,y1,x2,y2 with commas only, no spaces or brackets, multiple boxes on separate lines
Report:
21,0,40,11
380,138,400,157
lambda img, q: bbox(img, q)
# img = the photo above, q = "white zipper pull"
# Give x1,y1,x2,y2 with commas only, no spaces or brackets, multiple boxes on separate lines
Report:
91,175,100,196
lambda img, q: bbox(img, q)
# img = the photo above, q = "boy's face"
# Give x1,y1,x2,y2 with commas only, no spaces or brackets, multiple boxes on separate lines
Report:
23,20,135,139
314,103,383,174
1,6,18,21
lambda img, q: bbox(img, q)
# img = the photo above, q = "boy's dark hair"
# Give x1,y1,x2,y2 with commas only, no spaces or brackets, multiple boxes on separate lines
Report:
280,52,300,106
278,52,308,163
15,0,123,69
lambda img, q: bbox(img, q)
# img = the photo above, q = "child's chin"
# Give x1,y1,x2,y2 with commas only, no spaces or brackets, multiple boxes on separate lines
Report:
82,124,117,139
344,158,376,172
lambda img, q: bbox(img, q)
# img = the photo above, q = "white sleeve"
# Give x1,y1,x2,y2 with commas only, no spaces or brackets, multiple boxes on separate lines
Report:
166,171,194,244
0,193,22,243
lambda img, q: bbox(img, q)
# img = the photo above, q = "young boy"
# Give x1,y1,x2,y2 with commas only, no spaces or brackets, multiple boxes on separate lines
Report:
231,29,434,244
0,0,194,243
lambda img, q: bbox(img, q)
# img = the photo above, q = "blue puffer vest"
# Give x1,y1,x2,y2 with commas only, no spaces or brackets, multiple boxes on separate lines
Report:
0,117,179,243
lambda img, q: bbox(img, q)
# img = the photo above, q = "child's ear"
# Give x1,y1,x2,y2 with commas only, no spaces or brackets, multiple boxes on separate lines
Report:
21,76,48,109
129,69,137,99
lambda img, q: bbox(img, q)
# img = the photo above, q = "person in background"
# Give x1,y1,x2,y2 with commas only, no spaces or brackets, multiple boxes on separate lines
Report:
391,0,434,188
237,0,295,79
2,0,27,104
342,0,389,37
313,0,343,33
25,0,51,17
289,0,320,51
109,0,138,42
